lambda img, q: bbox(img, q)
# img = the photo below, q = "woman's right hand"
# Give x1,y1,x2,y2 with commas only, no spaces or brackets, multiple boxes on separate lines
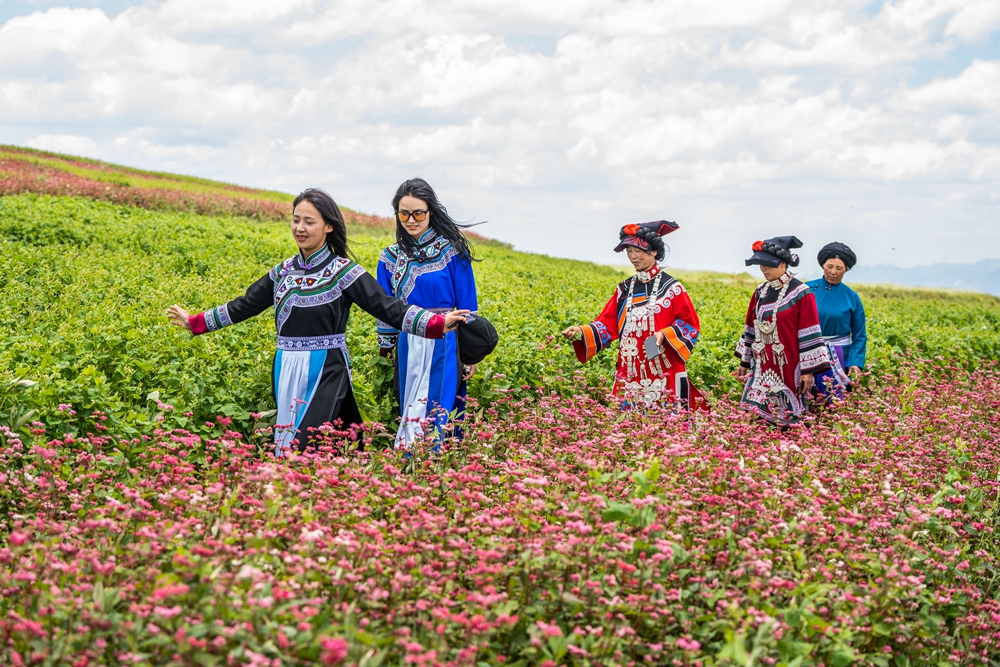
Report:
561,325,583,341
167,305,192,332
735,366,749,382
444,310,471,332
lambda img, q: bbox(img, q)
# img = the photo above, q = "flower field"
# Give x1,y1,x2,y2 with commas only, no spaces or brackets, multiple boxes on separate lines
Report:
2,153,1000,665
1,361,999,666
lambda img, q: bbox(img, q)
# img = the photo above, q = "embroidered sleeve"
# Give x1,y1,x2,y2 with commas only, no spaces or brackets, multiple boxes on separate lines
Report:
847,291,867,369
573,290,620,363
375,253,399,349
797,293,831,374
189,271,274,336
735,294,757,365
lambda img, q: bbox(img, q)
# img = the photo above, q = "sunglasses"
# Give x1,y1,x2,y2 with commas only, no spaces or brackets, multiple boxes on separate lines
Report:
396,209,429,223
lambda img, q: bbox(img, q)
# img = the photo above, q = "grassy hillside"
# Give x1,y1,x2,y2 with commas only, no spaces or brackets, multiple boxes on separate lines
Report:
1,188,999,437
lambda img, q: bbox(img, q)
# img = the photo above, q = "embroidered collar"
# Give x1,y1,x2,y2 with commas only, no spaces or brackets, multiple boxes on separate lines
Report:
636,264,661,283
415,228,437,246
405,230,450,262
299,245,332,270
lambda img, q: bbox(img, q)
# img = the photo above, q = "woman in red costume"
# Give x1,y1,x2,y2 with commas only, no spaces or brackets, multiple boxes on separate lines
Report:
562,221,705,409
735,236,831,426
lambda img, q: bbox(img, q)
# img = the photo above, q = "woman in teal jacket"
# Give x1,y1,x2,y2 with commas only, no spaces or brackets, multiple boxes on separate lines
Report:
806,242,867,399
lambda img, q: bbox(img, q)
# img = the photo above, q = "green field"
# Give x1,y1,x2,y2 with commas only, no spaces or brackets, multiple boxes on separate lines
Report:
3,156,1000,666
1,192,998,436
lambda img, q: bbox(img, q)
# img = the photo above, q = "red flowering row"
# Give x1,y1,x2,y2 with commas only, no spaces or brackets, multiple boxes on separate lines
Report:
0,147,488,234
0,156,289,221
1,360,997,666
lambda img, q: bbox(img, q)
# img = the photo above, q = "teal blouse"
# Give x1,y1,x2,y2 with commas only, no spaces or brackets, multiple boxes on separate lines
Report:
806,279,867,369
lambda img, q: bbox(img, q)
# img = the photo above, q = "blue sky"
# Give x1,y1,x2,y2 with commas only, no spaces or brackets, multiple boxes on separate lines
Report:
1,0,998,271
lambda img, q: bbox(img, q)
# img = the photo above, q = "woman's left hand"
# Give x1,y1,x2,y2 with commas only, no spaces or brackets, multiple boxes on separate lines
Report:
654,330,666,348
463,363,477,381
848,366,862,382
799,373,814,394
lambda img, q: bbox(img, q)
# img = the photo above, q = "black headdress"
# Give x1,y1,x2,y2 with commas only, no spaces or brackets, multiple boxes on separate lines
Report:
817,242,856,271
745,236,802,268
614,220,679,262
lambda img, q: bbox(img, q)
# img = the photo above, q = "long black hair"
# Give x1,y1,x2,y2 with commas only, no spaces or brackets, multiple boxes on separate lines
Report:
292,188,352,259
392,178,478,261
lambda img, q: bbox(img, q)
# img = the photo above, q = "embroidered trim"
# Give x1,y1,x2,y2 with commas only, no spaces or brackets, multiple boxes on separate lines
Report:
593,321,612,347
798,324,823,338
273,259,365,333
825,334,852,346
299,246,332,270
402,305,433,336
276,334,347,351
390,242,459,302
799,345,832,371
754,283,810,317
652,281,685,313
205,304,233,332
377,333,398,349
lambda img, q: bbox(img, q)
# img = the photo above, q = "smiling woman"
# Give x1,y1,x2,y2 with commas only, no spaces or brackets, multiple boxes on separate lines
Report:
375,178,481,448
165,187,470,454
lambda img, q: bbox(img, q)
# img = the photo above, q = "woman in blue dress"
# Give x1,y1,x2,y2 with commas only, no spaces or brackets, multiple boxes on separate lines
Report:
376,178,479,447
806,242,867,400
167,188,469,454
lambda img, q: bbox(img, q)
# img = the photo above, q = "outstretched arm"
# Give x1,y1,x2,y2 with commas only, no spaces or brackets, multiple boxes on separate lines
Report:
568,289,620,364
167,271,275,335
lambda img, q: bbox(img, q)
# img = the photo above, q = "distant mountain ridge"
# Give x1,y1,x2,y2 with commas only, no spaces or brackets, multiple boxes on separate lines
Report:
833,259,1000,297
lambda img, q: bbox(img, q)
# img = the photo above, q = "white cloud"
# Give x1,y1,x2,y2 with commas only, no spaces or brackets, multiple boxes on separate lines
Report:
944,0,1000,41
0,0,997,270
903,59,1000,108
26,133,100,156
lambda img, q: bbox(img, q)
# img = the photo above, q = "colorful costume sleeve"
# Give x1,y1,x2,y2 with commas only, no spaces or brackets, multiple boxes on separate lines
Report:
796,292,831,374
375,249,400,352
346,271,446,339
734,293,757,367
189,271,275,335
572,289,620,363
658,285,700,363
453,257,479,313
846,291,867,369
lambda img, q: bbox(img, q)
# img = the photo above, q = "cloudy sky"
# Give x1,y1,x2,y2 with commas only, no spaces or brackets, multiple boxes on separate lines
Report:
1,0,997,271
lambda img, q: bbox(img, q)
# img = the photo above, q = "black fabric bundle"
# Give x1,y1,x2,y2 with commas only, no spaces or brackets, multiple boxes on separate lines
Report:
457,314,498,365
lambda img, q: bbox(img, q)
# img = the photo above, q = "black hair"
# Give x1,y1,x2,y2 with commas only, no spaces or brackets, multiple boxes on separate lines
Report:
759,241,799,267
392,178,478,261
620,226,667,261
292,188,352,259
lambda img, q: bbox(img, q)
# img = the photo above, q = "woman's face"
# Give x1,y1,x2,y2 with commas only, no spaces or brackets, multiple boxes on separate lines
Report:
291,200,333,256
626,246,657,272
823,258,847,285
759,262,788,281
397,195,431,238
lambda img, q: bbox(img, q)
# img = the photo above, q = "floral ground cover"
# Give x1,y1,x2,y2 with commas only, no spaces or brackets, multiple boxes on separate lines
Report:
1,360,998,666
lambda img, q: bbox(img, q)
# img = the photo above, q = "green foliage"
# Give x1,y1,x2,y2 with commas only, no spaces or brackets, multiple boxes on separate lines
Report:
2,193,999,437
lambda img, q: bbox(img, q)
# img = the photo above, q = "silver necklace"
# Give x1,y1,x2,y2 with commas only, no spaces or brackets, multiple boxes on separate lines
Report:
752,273,791,374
